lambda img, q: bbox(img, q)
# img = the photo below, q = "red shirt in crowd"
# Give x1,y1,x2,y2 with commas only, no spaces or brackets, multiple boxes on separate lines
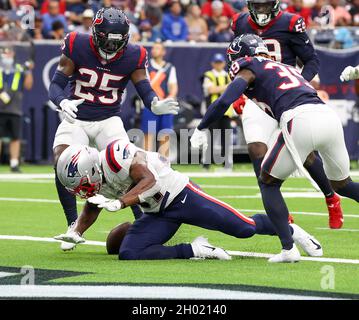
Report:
201,0,235,19
286,5,312,26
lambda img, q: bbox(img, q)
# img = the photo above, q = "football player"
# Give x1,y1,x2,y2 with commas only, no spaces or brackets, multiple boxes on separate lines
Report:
54,141,322,262
191,35,359,262
49,7,179,251
231,0,343,228
340,65,359,81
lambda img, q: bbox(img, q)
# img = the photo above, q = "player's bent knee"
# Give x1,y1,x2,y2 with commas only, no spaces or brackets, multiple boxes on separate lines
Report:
235,225,256,238
53,144,70,165
330,177,351,192
248,142,268,160
119,248,142,260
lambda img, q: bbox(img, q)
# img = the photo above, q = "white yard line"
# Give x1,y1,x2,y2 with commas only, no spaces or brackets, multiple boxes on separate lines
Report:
0,234,358,265
0,284,337,300
201,185,315,192
316,227,359,232
1,171,359,180
219,192,324,199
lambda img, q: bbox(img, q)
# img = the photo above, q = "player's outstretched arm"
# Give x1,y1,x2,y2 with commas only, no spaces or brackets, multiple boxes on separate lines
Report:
131,68,179,115
49,54,84,123
340,65,359,82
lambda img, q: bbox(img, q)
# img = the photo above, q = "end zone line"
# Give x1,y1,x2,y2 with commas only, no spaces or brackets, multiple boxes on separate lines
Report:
0,234,358,265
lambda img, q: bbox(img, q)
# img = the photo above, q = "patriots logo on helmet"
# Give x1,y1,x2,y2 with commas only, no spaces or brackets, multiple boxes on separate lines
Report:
67,150,82,178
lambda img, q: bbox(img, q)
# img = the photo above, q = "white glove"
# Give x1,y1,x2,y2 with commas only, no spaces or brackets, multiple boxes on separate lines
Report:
88,194,123,212
340,66,359,82
59,98,84,123
54,230,85,244
190,128,208,151
151,97,179,115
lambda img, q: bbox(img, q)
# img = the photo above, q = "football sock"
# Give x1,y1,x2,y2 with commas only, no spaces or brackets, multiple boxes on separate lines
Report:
336,181,359,202
305,156,334,198
120,244,193,260
252,214,277,235
55,173,78,226
10,159,19,168
258,181,294,250
251,157,263,178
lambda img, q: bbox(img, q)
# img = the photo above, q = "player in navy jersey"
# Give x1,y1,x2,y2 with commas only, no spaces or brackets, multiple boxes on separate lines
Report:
48,7,179,251
191,35,359,262
230,0,343,229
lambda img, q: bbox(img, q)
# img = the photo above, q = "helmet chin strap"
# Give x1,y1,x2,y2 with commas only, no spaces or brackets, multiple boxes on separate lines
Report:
98,48,117,61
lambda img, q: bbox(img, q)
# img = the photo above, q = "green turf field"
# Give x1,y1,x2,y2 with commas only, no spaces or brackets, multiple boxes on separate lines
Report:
0,165,358,299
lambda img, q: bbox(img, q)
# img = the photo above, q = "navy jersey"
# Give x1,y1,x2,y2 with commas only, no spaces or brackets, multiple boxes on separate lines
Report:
230,56,323,121
231,11,318,80
61,32,148,121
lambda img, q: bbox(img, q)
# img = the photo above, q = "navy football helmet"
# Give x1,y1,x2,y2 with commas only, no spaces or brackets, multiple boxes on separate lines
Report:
226,34,269,68
92,7,130,56
247,0,280,26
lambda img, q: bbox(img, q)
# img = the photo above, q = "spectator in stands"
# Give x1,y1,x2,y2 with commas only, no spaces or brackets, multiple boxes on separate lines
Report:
310,0,326,27
42,0,68,38
329,0,352,26
0,47,33,173
74,8,93,34
141,41,178,157
50,20,65,39
41,0,66,14
0,0,12,10
28,14,44,39
9,0,38,9
185,4,208,42
161,0,188,41
286,0,312,26
349,0,359,26
65,0,87,15
208,15,233,42
207,0,225,30
139,19,162,42
201,0,235,20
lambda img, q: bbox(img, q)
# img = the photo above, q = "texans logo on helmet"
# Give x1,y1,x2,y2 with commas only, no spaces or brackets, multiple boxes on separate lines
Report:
93,12,103,26
67,150,82,178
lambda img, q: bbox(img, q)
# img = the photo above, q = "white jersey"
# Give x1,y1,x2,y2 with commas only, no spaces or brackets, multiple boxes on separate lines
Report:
99,140,189,213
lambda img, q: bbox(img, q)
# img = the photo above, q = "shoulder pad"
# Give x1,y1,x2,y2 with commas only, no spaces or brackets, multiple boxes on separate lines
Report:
61,32,78,57
229,57,254,80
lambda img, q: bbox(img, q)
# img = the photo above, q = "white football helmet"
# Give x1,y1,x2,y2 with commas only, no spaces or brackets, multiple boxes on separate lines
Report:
57,145,103,199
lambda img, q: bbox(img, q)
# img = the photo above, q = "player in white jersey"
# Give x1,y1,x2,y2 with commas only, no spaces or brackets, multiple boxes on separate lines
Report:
53,141,322,262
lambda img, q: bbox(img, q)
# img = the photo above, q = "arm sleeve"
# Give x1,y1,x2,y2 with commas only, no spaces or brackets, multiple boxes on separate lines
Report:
198,77,248,130
168,66,178,85
134,79,157,109
48,70,70,106
289,16,319,82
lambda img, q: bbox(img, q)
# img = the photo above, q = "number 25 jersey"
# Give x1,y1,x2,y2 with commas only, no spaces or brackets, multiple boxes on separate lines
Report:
61,32,148,121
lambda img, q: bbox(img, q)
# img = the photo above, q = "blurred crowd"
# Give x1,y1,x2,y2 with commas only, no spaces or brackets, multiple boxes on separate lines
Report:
0,0,358,44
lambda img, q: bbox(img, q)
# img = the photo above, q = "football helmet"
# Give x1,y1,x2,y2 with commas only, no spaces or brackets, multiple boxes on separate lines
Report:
92,7,130,58
226,34,269,68
57,145,103,199
247,0,280,26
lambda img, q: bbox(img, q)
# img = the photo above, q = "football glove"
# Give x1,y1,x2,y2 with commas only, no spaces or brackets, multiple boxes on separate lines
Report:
59,98,84,123
340,66,359,82
151,97,179,115
190,128,208,151
88,194,123,212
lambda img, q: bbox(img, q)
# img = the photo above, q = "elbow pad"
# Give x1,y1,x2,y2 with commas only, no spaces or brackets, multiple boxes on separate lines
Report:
138,162,162,203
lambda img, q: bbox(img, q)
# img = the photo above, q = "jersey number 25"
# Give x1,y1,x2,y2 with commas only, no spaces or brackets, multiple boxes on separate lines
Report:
74,68,124,104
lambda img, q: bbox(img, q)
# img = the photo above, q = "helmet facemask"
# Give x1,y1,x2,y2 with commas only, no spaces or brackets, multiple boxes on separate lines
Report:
248,1,280,26
92,29,129,59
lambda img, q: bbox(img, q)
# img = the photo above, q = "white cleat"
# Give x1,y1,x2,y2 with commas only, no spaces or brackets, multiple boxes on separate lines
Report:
291,223,323,257
55,223,85,251
191,236,231,260
60,241,77,251
268,244,301,263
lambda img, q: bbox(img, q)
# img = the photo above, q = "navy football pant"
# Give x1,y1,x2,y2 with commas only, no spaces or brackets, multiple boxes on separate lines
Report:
119,182,277,260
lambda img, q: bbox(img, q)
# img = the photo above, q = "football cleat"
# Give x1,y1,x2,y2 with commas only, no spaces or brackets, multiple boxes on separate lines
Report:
60,241,76,251
291,223,323,257
326,194,344,229
191,236,231,260
268,244,301,263
54,223,85,248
